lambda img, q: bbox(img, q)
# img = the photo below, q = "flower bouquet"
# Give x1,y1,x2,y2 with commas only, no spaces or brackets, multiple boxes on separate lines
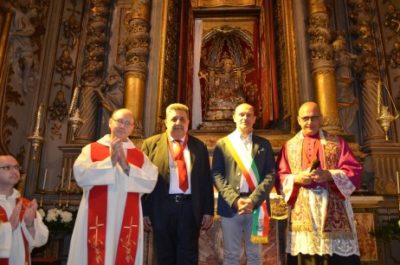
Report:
38,207,76,233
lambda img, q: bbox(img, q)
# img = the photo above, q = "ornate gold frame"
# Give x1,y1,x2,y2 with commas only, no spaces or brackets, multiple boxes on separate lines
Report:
156,0,300,137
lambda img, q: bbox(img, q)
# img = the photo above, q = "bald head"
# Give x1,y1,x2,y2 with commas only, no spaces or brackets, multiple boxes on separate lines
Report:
298,102,321,117
109,108,134,140
111,108,134,120
233,103,256,136
297,101,323,136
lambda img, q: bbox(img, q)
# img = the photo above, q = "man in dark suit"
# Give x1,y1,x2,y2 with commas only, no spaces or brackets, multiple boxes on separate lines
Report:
141,103,214,265
212,103,275,265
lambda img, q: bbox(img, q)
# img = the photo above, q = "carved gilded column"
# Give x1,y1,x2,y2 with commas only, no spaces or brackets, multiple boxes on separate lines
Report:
0,2,12,77
348,0,400,195
75,0,112,144
123,0,150,138
348,0,384,143
308,0,342,134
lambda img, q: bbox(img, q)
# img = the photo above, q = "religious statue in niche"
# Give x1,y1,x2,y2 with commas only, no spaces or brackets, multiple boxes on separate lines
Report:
202,54,245,120
95,67,124,113
333,34,359,134
198,25,258,130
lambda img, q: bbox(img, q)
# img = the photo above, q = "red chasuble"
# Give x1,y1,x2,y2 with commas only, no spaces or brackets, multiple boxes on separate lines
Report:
88,142,144,265
0,197,31,265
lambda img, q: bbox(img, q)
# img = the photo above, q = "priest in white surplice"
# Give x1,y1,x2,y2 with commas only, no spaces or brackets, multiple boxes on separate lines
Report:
67,108,158,265
0,154,49,265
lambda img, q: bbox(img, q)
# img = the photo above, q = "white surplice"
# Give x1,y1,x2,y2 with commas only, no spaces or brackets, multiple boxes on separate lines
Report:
67,134,158,265
0,189,49,265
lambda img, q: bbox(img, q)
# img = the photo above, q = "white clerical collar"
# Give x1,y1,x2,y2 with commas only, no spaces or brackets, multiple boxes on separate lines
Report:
98,134,135,149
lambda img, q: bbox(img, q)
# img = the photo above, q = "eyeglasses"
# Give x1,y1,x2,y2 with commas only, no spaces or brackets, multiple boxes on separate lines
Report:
0,165,22,171
299,116,320,122
112,118,133,127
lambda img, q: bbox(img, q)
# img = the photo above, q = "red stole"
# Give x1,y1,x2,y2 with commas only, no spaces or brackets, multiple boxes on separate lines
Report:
88,142,144,265
0,197,31,265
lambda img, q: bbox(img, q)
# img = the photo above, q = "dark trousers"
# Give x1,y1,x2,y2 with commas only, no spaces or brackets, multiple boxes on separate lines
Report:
287,253,361,265
152,198,200,265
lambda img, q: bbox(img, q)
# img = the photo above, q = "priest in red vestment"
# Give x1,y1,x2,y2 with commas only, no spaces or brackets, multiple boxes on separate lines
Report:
67,108,158,265
276,102,362,265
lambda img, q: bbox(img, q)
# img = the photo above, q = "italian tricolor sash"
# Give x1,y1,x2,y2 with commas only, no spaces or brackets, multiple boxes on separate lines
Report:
225,134,270,244
0,197,31,265
88,142,144,265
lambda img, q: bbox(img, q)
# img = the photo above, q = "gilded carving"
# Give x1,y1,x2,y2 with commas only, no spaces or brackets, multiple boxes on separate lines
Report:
307,0,341,133
157,0,181,132
55,48,75,80
384,4,400,68
76,0,111,143
308,13,333,64
1,0,49,154
192,0,256,8
348,0,382,142
95,68,124,113
198,25,256,130
384,4,400,34
333,34,358,134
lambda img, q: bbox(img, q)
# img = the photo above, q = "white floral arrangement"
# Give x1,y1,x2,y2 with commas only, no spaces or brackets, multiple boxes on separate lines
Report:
39,207,75,232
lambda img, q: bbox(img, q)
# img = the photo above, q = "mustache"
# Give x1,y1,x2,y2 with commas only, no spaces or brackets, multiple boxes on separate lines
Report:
172,125,184,130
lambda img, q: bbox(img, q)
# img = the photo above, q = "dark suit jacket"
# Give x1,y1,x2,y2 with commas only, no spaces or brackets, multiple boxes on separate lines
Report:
212,134,276,218
141,132,214,225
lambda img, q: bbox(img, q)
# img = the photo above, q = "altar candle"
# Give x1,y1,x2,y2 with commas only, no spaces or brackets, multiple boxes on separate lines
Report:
397,171,399,194
61,167,65,189
35,104,44,133
42,168,47,190
68,170,72,190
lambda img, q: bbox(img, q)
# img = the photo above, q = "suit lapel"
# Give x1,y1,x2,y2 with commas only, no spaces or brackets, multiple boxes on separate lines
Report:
187,135,195,173
252,136,260,159
155,133,170,181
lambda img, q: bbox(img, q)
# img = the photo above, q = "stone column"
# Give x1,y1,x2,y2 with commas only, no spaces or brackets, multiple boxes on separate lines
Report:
347,0,400,196
123,0,151,138
308,0,342,134
348,0,385,144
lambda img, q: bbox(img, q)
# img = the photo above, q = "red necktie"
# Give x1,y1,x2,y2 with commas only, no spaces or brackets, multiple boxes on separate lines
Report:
170,139,188,192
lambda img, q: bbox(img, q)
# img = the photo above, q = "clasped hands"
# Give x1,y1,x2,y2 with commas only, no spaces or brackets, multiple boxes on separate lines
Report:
110,137,129,172
10,199,37,231
235,197,254,215
294,168,332,185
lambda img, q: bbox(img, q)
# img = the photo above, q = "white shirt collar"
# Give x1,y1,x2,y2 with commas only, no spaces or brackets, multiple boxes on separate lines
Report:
232,129,253,142
0,189,20,201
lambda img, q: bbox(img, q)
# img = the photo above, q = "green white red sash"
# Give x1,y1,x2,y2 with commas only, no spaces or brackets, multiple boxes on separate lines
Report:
225,134,270,244
88,142,144,265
